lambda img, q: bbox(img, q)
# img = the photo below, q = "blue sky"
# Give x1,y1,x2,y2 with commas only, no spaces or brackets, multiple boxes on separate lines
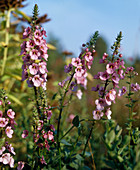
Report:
22,0,140,58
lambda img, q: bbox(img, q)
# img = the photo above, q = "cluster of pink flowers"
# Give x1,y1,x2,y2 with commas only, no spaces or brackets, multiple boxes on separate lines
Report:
92,52,140,120
92,53,126,120
21,26,48,90
0,97,17,168
59,47,95,99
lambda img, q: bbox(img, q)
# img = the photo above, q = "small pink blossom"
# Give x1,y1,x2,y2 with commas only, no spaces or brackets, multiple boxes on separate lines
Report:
0,100,2,105
17,161,25,170
64,64,73,73
47,110,52,120
95,98,106,110
30,49,40,60
76,89,83,99
47,130,54,140
29,63,38,75
22,130,29,138
39,62,47,74
106,62,116,74
105,108,112,119
118,86,127,96
32,75,42,87
93,110,104,120
7,109,15,119
40,156,47,165
131,83,140,91
0,153,11,165
37,120,43,130
5,126,13,138
99,71,109,81
71,58,81,67
0,118,9,127
112,73,120,84
0,147,5,155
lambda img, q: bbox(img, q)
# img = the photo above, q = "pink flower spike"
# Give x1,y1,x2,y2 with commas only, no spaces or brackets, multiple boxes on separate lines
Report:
105,108,112,119
5,126,13,138
93,110,104,120
22,130,29,138
7,109,15,119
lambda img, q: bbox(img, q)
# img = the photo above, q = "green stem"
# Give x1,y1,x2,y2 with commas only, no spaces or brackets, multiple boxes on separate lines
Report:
82,122,95,157
1,9,11,76
56,73,74,169
34,87,41,116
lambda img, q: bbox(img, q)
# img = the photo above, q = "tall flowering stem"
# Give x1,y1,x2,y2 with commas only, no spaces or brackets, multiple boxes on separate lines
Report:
92,32,124,120
20,4,55,168
57,31,99,168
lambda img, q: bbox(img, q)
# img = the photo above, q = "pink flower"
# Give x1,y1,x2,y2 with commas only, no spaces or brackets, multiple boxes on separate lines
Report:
131,83,140,91
39,62,47,74
112,73,120,84
47,130,54,140
5,143,16,155
93,110,104,120
9,156,14,168
0,147,5,155
0,118,9,127
50,124,55,131
0,100,2,105
23,27,31,39
5,126,13,138
22,130,29,138
37,120,43,130
71,58,81,67
91,84,100,92
109,89,116,101
105,93,112,105
105,108,112,119
30,49,40,60
84,52,93,62
40,156,47,165
7,109,15,119
75,66,85,77
26,40,35,51
99,71,109,81
47,110,52,120
34,37,42,46
32,75,42,87
118,86,127,96
29,63,38,75
76,89,83,99
95,98,106,110
34,30,42,38
106,62,116,74
0,153,11,165
64,64,73,73
17,161,25,170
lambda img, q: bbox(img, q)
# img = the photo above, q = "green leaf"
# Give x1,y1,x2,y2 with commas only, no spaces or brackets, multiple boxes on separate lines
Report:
52,93,57,100
60,139,72,146
117,155,124,162
106,130,115,144
72,115,80,127
125,104,132,108
7,94,23,106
